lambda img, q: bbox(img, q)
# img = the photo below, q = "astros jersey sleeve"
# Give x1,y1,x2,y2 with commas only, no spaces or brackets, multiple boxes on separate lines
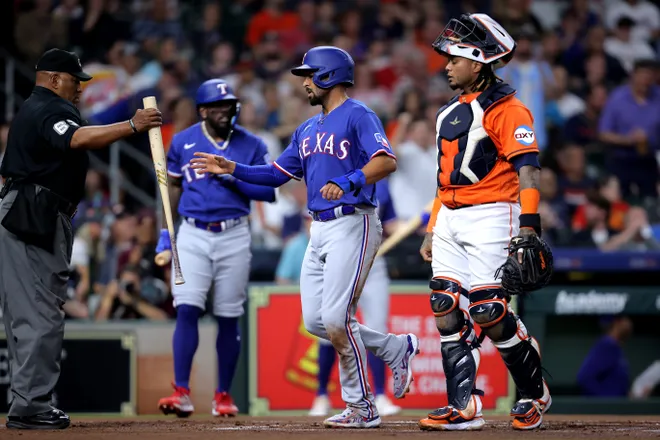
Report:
483,97,539,160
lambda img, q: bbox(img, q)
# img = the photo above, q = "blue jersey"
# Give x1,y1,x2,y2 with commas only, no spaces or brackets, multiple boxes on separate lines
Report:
273,99,396,212
167,123,270,222
375,179,396,225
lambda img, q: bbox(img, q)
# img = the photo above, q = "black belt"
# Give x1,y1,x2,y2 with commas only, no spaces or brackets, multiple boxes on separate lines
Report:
445,201,497,210
2,179,77,218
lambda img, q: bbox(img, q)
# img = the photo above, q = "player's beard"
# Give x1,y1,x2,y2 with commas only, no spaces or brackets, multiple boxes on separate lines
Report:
205,118,231,139
306,87,328,106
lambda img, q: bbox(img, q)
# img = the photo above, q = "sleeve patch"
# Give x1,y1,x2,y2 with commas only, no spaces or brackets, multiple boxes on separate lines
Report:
53,121,69,135
514,125,535,146
374,132,389,147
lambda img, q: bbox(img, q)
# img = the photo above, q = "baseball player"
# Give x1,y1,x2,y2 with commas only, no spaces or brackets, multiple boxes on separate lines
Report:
309,178,401,417
191,46,419,429
417,14,553,431
157,79,276,418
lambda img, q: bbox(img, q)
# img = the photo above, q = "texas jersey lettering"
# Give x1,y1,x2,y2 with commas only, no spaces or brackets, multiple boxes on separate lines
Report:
273,99,395,211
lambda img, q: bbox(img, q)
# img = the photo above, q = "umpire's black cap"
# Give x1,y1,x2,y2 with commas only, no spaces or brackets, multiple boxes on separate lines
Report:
36,48,93,81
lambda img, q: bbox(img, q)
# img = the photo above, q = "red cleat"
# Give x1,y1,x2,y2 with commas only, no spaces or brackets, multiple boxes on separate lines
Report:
158,383,194,418
212,391,238,417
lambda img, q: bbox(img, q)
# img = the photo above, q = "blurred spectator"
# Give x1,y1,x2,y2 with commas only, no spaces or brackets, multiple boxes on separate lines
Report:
556,144,596,218
598,59,660,200
275,214,312,285
550,65,586,122
577,315,633,397
500,30,554,151
388,114,437,221
538,168,571,245
95,264,169,320
14,0,68,66
131,0,184,48
605,0,660,44
239,99,282,160
349,64,392,120
565,26,628,89
573,174,631,232
563,84,608,153
604,17,656,73
570,194,658,250
245,0,300,49
493,0,544,38
80,0,132,63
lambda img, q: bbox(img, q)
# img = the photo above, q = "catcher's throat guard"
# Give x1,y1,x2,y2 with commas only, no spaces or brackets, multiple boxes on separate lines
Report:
495,235,553,296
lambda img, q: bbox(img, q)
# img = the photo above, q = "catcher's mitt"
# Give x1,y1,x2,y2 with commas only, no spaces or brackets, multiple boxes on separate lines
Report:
495,234,554,296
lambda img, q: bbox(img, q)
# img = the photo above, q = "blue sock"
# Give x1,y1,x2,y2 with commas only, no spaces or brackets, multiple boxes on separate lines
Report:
317,343,336,396
173,305,202,390
216,316,241,394
369,352,386,396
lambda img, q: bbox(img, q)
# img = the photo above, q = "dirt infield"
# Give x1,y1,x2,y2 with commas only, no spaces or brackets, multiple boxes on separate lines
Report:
1,414,659,440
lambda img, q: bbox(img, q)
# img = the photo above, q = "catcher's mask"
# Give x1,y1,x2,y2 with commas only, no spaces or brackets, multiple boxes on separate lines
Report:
432,13,516,71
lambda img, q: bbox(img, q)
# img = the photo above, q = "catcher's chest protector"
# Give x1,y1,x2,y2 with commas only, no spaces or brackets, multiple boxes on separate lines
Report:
435,83,515,187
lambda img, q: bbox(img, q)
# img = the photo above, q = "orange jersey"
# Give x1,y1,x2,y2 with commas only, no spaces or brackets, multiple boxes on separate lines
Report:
427,84,539,231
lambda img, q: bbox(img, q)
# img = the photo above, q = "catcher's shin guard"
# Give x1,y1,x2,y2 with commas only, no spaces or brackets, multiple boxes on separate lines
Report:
420,278,484,431
492,317,551,429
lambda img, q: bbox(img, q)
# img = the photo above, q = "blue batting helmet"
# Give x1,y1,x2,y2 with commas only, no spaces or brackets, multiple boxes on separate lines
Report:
291,46,354,89
195,79,239,106
195,79,241,130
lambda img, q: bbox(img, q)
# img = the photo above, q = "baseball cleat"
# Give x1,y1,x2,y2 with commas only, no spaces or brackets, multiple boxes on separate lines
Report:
212,391,239,417
511,380,552,430
309,394,331,416
419,394,484,431
158,383,194,418
375,394,401,416
391,333,420,399
323,407,381,428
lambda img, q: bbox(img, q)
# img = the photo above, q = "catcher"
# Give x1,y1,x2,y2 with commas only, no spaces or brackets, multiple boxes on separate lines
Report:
418,13,553,431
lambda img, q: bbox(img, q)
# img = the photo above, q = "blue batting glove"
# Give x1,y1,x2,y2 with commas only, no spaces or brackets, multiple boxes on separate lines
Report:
420,212,431,226
155,229,171,254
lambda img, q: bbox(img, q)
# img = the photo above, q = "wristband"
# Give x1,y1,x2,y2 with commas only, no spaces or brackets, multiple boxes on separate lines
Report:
520,188,540,214
328,169,366,196
129,119,138,133
519,213,542,236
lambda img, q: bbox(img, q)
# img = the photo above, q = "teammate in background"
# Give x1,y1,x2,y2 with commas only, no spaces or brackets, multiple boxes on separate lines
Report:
309,178,402,417
191,46,419,429
418,14,551,431
157,79,276,418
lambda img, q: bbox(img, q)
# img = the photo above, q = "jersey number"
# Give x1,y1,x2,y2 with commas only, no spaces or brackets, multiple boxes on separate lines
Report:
181,163,206,183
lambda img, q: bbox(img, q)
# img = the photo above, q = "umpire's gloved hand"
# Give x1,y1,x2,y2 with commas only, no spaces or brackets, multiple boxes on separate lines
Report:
155,229,171,253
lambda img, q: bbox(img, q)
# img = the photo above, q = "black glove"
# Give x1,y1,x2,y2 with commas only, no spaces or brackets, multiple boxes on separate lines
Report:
495,234,554,296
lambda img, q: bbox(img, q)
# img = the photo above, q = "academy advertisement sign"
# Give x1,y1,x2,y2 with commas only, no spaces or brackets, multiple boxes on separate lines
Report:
248,287,512,415
523,286,660,315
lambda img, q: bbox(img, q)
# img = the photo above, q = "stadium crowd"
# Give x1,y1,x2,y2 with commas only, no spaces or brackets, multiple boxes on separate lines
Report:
2,0,660,320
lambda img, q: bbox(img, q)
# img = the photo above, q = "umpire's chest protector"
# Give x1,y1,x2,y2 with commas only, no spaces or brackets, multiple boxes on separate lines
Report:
435,83,515,187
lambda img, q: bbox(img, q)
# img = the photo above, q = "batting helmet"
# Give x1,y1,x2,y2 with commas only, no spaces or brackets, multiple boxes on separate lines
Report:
291,46,354,89
195,79,241,128
432,13,516,70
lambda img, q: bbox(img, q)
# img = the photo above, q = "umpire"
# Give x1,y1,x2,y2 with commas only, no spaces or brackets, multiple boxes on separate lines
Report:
0,48,161,430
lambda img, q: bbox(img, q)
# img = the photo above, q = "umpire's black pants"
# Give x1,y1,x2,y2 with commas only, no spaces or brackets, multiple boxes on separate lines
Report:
0,189,72,416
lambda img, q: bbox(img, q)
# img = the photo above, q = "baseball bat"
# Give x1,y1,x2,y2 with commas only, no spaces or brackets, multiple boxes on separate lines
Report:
143,96,185,285
155,250,171,266
376,198,435,257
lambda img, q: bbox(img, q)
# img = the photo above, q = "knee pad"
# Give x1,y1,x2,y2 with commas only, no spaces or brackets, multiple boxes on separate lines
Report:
430,278,468,336
469,287,519,342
